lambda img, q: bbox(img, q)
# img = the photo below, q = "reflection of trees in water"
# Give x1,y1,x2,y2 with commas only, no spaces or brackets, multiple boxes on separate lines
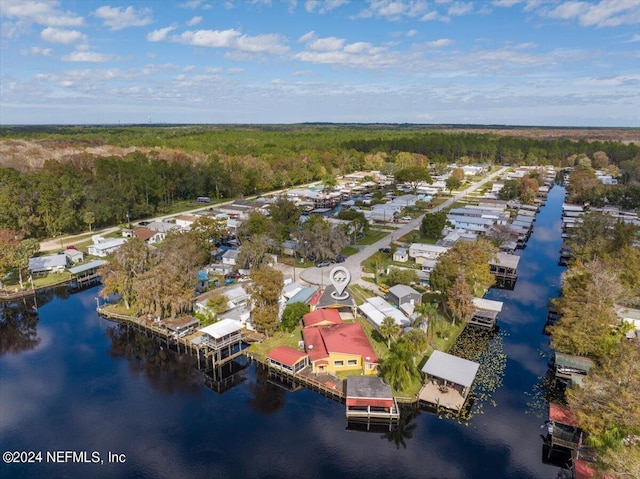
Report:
35,286,71,308
381,405,419,449
106,323,201,394
0,299,40,355
247,365,286,414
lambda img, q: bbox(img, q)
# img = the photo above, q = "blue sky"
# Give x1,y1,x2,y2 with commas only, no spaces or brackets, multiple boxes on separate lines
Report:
1,0,639,126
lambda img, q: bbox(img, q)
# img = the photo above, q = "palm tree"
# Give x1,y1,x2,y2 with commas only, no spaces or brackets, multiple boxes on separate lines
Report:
415,302,439,345
401,329,428,365
382,343,420,392
379,316,401,349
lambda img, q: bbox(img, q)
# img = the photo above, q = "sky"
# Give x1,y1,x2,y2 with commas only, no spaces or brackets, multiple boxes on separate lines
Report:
1,0,639,127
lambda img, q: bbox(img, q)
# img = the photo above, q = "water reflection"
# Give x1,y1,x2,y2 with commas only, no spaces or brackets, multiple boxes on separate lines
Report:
247,364,287,414
106,323,202,394
380,405,419,449
0,298,40,355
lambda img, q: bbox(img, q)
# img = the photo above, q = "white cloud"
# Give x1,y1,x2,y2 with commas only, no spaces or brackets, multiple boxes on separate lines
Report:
0,0,85,28
93,5,153,31
20,46,52,56
174,28,289,54
308,36,345,51
448,1,473,16
40,27,85,44
298,30,316,43
630,33,640,42
426,38,453,47
147,26,176,42
179,0,207,8
227,67,244,74
62,50,112,63
305,0,349,14
406,29,418,36
186,16,202,26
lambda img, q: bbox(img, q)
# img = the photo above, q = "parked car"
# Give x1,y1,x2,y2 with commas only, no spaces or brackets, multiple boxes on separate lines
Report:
316,260,331,268
138,221,150,226
334,255,345,263
224,272,241,279
378,247,391,254
401,216,412,221
378,284,390,294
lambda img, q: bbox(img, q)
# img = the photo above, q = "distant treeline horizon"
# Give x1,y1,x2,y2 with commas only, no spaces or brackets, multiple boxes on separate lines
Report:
0,125,638,239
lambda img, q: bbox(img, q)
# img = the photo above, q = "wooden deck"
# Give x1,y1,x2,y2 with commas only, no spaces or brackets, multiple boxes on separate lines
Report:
418,380,467,411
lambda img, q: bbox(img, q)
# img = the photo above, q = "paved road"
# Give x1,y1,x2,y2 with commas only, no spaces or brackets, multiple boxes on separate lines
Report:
299,167,509,288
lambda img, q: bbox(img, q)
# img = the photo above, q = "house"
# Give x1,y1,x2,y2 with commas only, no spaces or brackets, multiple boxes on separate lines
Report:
28,254,69,274
419,350,480,411
302,322,378,375
393,247,408,263
358,296,411,329
146,221,180,234
174,214,199,228
222,249,239,266
616,306,640,340
302,308,344,328
286,287,317,307
134,227,165,244
345,376,400,421
311,284,357,319
408,243,449,262
63,248,84,264
267,346,310,375
387,284,422,310
87,237,126,257
281,240,298,257
192,283,250,316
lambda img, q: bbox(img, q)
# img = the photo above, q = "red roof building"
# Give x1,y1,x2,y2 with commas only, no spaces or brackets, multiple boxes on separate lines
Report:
267,346,309,374
302,308,344,328
302,323,378,376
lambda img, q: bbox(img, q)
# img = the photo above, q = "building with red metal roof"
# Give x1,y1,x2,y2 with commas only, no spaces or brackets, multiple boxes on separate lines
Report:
302,308,344,328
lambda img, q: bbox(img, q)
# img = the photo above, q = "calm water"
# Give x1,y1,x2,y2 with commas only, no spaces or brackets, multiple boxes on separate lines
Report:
1,187,567,479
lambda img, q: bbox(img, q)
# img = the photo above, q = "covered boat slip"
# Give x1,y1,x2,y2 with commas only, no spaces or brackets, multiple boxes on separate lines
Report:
553,352,594,382
470,297,504,328
419,351,480,412
345,376,400,421
68,260,107,288
546,403,582,454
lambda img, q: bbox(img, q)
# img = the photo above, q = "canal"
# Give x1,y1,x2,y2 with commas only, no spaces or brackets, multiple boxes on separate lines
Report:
0,187,567,479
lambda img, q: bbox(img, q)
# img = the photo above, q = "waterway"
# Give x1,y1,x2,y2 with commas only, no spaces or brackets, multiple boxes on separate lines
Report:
0,187,567,479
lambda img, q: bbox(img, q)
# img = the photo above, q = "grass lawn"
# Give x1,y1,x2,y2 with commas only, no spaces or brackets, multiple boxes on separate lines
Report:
355,316,390,362
30,272,72,288
348,284,371,305
247,325,304,360
340,246,358,256
397,231,438,244
356,229,388,245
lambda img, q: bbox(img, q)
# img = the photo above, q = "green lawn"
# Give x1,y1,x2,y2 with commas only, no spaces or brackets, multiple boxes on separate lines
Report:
356,229,388,245
340,246,358,256
247,325,304,360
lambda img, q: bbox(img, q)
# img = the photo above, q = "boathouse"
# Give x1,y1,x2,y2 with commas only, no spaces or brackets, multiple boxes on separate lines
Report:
489,252,520,288
553,352,594,385
267,346,309,375
164,316,199,338
470,297,504,328
419,350,479,411
68,260,107,288
199,319,244,366
546,402,582,453
345,376,400,421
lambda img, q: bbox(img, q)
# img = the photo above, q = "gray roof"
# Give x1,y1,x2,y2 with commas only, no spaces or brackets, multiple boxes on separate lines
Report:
222,249,240,259
388,284,420,298
315,284,356,309
28,254,68,271
491,252,521,269
68,260,107,275
555,352,594,372
346,376,393,400
421,350,480,388
200,318,242,339
287,287,317,305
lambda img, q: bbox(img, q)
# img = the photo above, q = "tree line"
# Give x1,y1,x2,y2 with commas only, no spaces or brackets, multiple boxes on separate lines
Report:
549,209,640,477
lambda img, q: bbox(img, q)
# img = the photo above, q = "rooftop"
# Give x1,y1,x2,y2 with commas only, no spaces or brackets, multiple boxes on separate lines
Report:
267,345,308,367
303,308,343,328
200,318,242,339
68,260,107,275
346,376,393,400
421,350,480,388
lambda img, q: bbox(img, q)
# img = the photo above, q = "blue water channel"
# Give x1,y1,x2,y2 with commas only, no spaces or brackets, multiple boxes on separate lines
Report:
0,187,567,479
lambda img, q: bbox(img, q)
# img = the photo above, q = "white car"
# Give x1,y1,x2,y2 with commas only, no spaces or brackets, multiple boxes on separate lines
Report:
401,216,412,221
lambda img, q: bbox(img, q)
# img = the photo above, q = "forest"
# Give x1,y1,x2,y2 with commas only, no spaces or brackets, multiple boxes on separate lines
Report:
0,125,638,238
